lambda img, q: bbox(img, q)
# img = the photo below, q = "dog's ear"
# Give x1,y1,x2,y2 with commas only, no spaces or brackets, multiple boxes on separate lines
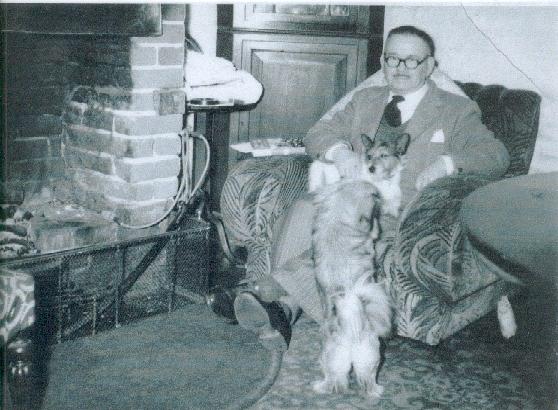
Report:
395,133,411,156
361,133,375,150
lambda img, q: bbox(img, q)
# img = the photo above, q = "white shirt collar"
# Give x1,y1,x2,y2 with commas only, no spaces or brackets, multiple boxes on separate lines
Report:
388,83,429,124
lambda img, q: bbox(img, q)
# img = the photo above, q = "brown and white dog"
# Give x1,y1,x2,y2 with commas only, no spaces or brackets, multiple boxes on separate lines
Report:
308,133,410,217
310,133,410,397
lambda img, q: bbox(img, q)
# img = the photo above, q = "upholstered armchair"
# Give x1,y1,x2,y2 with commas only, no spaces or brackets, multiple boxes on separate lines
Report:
219,75,541,345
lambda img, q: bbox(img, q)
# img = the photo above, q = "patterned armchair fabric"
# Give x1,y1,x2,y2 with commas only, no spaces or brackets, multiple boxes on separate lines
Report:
1,269,35,345
386,173,519,344
220,82,541,345
221,156,311,279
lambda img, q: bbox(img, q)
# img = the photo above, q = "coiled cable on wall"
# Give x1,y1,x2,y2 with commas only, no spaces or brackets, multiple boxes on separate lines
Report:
116,128,210,230
61,85,211,230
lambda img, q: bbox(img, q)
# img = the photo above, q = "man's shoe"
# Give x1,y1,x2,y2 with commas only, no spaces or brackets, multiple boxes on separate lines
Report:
205,286,237,323
234,292,292,351
205,279,255,323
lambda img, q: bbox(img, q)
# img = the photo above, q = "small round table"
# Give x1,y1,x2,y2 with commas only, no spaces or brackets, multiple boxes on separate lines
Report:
460,172,558,283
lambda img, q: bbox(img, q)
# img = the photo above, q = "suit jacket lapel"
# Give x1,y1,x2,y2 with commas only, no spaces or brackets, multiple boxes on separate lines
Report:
360,87,389,136
405,80,444,139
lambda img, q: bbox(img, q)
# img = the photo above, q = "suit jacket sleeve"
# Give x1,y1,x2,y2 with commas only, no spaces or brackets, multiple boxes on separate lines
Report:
303,90,365,160
448,99,510,177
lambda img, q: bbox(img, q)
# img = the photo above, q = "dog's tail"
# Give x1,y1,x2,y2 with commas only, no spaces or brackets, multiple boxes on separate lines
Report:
333,275,393,340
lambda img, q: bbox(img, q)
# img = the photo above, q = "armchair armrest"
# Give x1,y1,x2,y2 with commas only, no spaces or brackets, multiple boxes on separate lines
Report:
393,173,500,302
220,155,311,278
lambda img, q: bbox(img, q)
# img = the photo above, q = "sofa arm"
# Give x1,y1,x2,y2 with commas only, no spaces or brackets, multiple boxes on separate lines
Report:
393,173,499,302
220,155,311,279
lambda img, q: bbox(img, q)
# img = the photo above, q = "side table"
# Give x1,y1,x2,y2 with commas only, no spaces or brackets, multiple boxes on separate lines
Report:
460,172,558,285
461,172,558,367
186,100,258,211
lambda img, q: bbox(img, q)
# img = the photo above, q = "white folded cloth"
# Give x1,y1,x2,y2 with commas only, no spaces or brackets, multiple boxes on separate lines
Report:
185,51,263,106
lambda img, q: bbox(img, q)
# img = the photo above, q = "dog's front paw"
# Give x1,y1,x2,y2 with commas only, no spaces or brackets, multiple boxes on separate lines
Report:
366,383,384,398
312,380,331,394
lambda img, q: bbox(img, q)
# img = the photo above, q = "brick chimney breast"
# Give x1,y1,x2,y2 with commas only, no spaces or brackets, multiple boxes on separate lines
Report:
3,4,188,255
60,5,187,226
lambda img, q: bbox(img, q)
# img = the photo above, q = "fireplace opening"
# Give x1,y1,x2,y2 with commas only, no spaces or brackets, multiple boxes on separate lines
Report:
1,4,196,259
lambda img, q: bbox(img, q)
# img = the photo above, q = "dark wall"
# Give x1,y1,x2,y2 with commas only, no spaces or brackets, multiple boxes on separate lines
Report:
2,4,162,36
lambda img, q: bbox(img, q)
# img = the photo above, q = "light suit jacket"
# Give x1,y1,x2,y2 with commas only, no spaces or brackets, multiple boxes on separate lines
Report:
304,79,510,206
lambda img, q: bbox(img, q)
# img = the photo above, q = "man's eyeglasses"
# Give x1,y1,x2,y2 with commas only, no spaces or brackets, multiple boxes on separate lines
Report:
383,55,431,70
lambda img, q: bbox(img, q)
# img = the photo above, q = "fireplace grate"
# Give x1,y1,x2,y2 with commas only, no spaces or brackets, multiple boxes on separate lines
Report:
0,218,215,344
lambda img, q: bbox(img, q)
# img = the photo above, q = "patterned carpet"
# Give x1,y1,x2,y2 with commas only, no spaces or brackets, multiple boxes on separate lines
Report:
253,289,557,409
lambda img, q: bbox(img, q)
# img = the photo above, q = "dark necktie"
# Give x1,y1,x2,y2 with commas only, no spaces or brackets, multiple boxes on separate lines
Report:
383,95,405,127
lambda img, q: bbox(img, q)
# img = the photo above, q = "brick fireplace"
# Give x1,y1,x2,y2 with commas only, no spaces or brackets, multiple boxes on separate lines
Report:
1,11,217,393
2,4,188,252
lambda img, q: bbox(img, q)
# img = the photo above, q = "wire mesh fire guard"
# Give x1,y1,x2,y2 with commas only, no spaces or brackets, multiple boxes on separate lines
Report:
0,218,215,345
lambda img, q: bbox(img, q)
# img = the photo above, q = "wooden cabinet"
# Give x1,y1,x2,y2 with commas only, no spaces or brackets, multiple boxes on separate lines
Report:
230,33,368,142
218,4,384,148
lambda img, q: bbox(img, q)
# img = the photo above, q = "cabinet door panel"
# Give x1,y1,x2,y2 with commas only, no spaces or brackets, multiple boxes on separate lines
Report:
232,34,367,143
249,50,348,140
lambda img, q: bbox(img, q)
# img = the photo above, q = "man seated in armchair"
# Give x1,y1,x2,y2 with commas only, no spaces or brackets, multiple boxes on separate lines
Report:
228,25,511,350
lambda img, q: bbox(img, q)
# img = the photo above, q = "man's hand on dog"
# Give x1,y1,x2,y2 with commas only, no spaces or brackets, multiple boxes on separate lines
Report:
331,147,363,179
415,156,452,190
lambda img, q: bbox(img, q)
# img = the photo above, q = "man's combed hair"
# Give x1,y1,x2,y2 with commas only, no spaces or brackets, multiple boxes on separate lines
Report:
387,25,436,57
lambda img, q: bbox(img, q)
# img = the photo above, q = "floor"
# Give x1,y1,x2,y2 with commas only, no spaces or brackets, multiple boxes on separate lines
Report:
210,245,558,409
253,283,557,409
8,234,555,409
